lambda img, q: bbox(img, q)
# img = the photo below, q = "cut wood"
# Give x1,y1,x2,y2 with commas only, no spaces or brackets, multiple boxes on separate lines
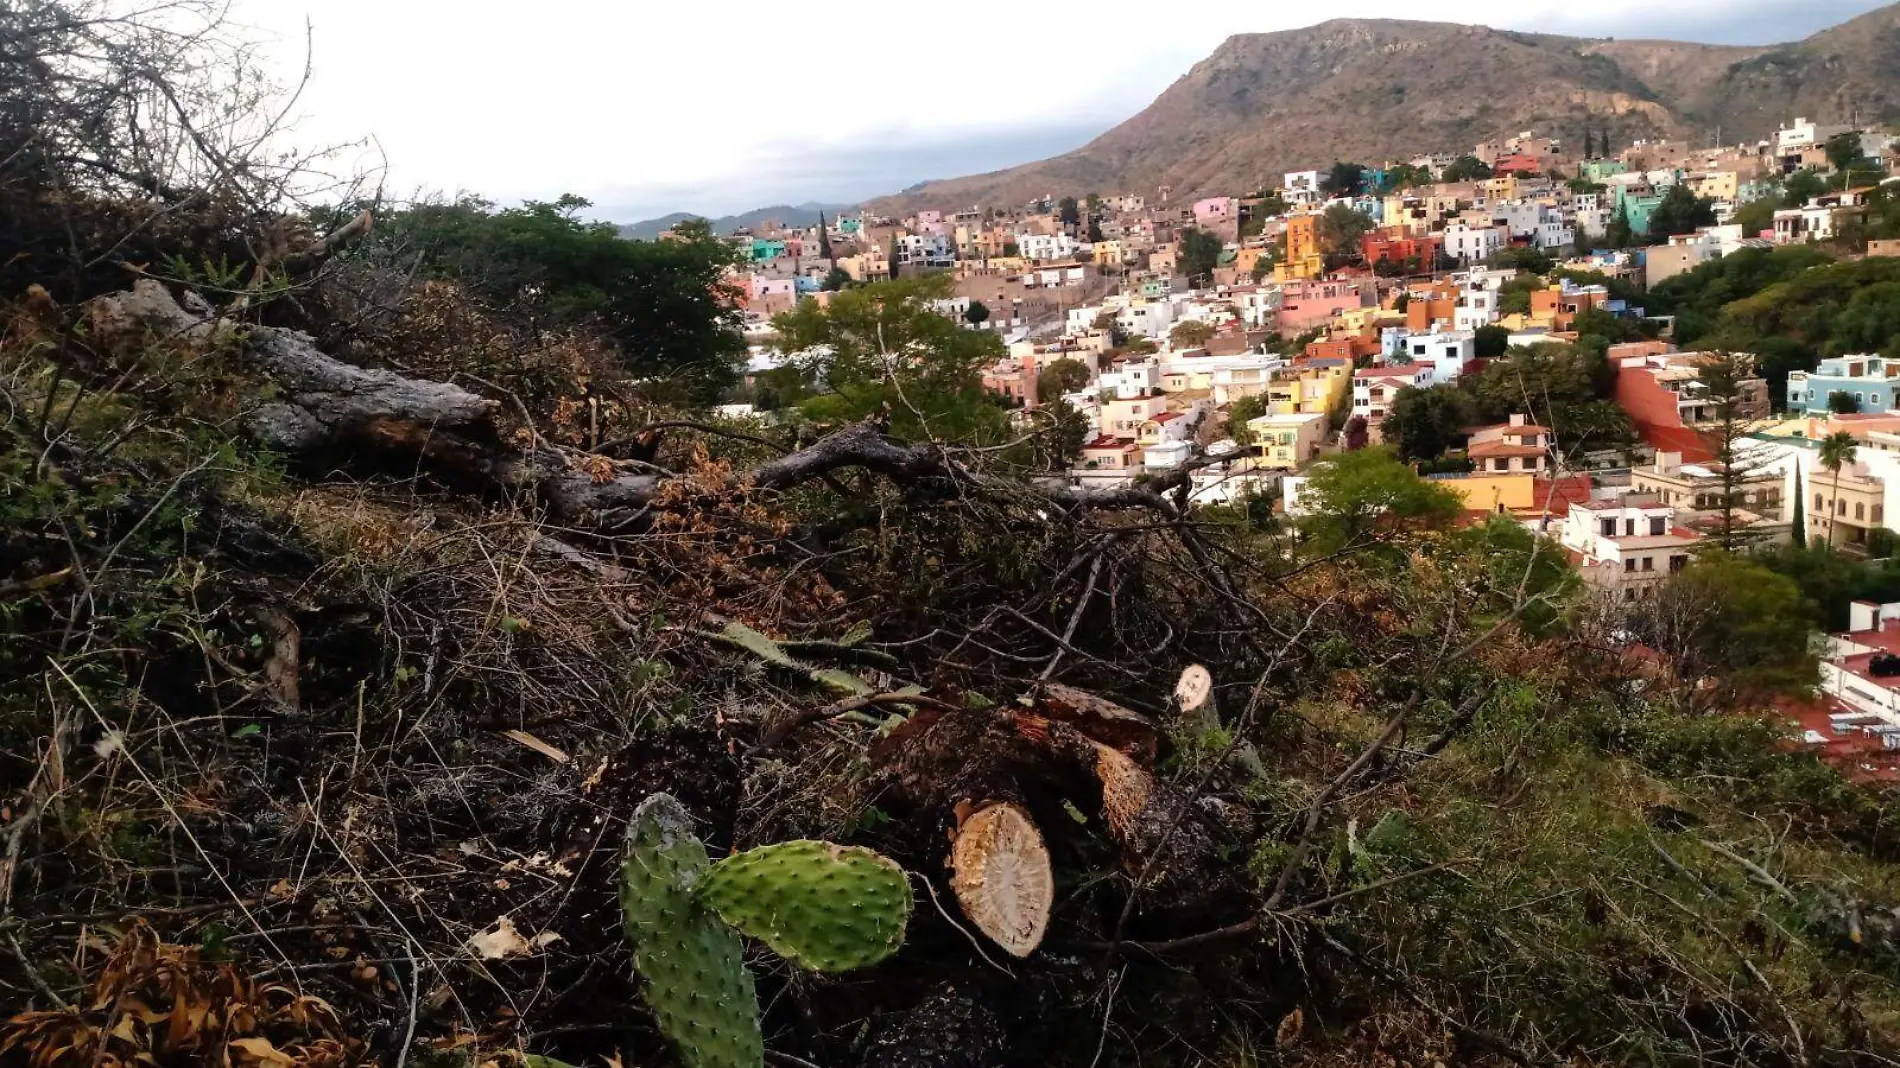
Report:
948,803,1052,958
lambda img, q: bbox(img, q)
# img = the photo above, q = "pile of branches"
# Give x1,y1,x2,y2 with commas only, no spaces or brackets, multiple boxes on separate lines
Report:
0,270,1563,1067
5,5,1900,1066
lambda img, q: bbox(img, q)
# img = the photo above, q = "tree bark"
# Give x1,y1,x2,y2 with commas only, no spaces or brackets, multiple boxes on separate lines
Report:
85,281,1190,524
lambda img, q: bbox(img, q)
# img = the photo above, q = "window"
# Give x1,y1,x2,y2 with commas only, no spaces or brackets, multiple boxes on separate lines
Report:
1642,557,1654,571
1817,493,1825,510
1650,517,1666,536
1857,502,1866,520
1624,558,1636,572
1670,555,1688,573
1839,499,1849,515
1625,519,1636,536
1601,518,1617,537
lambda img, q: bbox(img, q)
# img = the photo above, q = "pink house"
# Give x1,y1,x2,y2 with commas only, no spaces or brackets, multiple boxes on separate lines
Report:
1276,279,1372,332
1192,197,1237,226
913,210,947,235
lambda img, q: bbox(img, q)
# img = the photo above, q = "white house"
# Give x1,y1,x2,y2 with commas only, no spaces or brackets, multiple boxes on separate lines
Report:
1558,496,1702,600
1387,329,1474,384
1353,366,1424,441
1442,222,1507,261
1016,232,1079,261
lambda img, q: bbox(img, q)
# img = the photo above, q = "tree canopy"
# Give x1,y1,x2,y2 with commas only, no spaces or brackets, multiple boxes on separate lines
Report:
771,275,1013,443
371,197,748,403
1383,384,1474,462
1177,227,1223,283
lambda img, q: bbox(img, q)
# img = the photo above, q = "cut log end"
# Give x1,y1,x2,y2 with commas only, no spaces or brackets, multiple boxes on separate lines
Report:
948,802,1053,958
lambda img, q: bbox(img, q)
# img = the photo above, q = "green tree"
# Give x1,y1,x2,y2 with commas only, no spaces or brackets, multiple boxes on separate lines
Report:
1322,161,1368,197
1828,390,1862,414
821,266,853,291
1383,384,1474,461
1473,324,1511,358
1441,155,1494,182
1819,430,1859,550
1825,131,1869,177
1319,203,1375,263
1731,196,1777,237
771,275,1012,444
1638,555,1820,706
1603,203,1635,249
817,212,834,260
1644,183,1718,239
1697,351,1774,552
1446,516,1581,639
1035,357,1092,404
1178,227,1223,284
1226,394,1268,446
1298,446,1462,552
963,299,991,326
1058,196,1080,227
370,196,749,403
1470,344,1633,455
1782,168,1827,207
1170,320,1215,349
1583,128,1594,159
1002,241,1020,257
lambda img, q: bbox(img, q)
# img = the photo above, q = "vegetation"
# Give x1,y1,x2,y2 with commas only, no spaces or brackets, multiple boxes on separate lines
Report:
1035,357,1092,403
1169,320,1215,349
1439,154,1493,182
1177,226,1224,284
7,6,1900,1068
1383,384,1474,461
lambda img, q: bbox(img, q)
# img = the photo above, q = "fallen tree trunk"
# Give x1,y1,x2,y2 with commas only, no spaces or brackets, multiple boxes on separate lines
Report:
85,281,1191,522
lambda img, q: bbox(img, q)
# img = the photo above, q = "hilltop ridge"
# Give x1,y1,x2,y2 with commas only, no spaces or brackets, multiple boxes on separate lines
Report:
870,4,1900,212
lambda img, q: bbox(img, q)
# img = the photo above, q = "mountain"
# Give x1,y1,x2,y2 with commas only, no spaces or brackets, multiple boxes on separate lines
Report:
618,201,856,240
870,4,1900,213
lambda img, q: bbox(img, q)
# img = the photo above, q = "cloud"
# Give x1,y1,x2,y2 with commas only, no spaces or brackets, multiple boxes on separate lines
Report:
584,122,1110,222
240,0,1894,222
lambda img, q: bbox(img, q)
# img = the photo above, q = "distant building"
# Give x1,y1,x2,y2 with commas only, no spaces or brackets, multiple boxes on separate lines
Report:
1787,355,1900,414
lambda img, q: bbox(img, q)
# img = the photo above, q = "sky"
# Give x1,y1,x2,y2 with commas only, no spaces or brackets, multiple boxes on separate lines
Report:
242,0,1894,225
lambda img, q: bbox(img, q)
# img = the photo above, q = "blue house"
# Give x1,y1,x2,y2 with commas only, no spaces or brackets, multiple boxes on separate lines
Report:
1786,355,1900,414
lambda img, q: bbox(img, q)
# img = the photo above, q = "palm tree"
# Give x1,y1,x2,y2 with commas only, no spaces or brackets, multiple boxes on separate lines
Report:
1819,430,1860,550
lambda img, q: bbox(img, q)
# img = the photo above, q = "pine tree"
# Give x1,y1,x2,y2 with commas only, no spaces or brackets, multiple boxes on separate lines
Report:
1584,128,1595,160
1699,351,1773,552
818,212,834,261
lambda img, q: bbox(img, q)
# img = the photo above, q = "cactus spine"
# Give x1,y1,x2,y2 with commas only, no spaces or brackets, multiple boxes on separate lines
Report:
699,841,912,972
620,793,763,1068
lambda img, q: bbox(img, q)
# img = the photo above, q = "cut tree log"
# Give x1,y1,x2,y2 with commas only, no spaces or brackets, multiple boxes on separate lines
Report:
84,281,1196,524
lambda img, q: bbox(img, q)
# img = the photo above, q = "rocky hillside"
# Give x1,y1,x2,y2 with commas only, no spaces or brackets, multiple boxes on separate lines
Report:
872,4,1900,212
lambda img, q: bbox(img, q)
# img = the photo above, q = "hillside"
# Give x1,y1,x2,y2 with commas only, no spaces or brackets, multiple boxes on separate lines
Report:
872,4,1900,213
10,6,1900,1068
618,201,854,239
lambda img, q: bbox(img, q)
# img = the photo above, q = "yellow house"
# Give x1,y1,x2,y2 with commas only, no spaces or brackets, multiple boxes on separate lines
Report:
1263,360,1351,422
1273,213,1324,282
1686,170,1739,201
1436,471,1536,515
1482,174,1519,201
1093,240,1124,267
1248,411,1328,470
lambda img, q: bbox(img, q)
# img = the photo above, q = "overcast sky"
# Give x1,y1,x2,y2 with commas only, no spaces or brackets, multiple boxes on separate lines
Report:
244,0,1891,225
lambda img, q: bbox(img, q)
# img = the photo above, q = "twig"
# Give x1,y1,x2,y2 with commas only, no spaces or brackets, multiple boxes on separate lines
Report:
1699,839,1799,906
752,692,964,754
913,873,1013,978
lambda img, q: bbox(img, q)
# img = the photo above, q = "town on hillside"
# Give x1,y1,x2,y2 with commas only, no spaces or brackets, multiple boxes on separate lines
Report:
705,117,1900,780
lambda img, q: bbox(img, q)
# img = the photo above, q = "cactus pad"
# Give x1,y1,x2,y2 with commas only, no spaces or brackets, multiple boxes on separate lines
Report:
620,793,763,1068
700,841,912,972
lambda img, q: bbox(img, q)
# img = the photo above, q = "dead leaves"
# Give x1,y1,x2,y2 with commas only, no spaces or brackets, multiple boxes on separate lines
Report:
0,922,363,1067
466,916,562,961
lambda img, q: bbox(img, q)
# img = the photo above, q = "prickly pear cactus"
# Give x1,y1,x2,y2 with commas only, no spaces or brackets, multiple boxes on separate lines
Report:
620,793,763,1068
699,840,912,972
